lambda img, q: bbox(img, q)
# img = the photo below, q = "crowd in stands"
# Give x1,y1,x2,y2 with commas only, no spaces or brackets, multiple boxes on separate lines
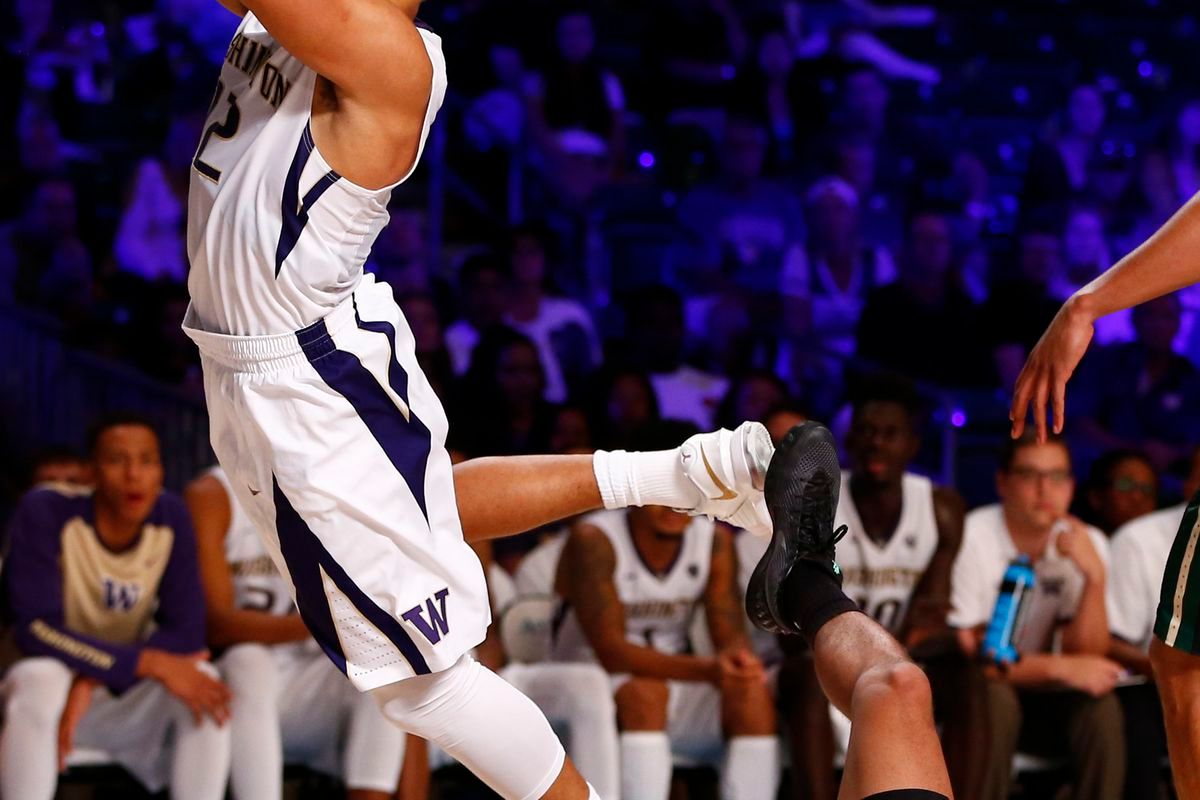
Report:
4,0,1200,797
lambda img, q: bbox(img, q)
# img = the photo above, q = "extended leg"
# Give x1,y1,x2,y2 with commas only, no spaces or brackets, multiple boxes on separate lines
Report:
807,614,951,800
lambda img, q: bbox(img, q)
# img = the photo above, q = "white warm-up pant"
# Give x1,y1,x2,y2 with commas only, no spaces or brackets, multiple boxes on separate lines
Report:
219,643,405,798
0,657,231,800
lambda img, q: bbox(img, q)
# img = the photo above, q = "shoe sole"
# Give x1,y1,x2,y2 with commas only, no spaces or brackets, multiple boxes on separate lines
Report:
745,422,842,635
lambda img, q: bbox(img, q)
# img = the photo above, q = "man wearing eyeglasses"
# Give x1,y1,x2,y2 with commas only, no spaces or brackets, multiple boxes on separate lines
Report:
948,432,1125,800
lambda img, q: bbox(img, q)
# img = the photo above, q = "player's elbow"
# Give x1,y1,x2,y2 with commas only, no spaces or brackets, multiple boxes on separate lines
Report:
592,641,631,674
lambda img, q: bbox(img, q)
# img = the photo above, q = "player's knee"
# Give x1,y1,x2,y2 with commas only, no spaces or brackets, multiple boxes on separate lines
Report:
721,680,776,736
615,678,669,731
564,665,617,722
220,643,279,704
3,658,73,730
856,660,932,718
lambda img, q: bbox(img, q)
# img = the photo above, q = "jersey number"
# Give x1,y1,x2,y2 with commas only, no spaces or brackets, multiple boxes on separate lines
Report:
194,81,241,183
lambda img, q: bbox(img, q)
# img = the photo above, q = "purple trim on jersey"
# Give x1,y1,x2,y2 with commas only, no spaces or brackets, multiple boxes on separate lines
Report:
270,476,431,675
296,312,433,522
1,489,206,693
274,122,341,276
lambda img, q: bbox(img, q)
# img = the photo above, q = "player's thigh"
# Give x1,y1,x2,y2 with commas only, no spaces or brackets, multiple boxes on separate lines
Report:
1154,493,1200,653
667,681,724,765
1,658,72,723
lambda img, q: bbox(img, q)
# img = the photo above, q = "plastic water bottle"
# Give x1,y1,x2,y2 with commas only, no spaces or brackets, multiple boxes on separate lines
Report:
980,555,1036,666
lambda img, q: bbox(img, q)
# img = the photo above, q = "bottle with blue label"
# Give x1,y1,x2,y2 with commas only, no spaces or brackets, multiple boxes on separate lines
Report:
981,555,1036,666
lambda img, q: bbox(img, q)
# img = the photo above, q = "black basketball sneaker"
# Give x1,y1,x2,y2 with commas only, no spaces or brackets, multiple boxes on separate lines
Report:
744,421,847,635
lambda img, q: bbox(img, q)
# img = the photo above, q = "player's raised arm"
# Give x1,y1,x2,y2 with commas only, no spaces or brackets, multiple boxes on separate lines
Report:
1012,192,1200,441
215,0,247,16
242,0,430,104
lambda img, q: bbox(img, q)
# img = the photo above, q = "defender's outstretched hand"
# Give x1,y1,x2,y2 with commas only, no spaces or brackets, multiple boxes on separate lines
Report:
1009,297,1095,442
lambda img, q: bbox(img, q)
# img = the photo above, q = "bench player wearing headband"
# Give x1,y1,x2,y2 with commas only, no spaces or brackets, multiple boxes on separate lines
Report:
1013,190,1200,799
184,2,780,798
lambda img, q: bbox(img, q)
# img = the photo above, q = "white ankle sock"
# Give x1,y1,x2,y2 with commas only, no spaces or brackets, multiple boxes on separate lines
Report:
721,736,780,800
592,449,697,510
619,731,672,800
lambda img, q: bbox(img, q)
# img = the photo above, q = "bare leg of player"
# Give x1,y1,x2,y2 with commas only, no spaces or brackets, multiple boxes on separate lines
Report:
1150,639,1200,799
812,614,952,800
454,456,601,541
453,423,773,543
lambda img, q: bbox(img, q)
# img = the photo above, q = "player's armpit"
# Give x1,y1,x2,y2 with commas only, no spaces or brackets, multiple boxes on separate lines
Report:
704,526,752,652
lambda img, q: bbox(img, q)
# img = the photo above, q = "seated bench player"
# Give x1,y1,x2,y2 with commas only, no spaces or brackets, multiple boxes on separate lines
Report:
551,425,779,800
187,465,406,800
0,413,232,800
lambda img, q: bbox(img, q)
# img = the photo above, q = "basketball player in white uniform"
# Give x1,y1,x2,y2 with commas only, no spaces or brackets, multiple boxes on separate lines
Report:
183,3,776,798
185,467,406,800
552,504,779,800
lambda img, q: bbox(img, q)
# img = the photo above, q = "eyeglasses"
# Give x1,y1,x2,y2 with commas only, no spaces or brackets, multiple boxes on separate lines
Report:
1008,466,1073,485
1109,476,1157,496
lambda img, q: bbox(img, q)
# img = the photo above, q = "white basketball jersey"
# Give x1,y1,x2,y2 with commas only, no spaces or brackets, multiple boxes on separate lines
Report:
209,467,294,617
552,510,714,662
835,472,938,634
185,12,447,336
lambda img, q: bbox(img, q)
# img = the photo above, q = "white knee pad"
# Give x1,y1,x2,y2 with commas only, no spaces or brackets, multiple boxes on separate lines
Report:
371,655,566,800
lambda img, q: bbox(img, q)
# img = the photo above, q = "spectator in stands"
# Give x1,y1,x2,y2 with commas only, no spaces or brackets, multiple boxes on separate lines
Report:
764,403,808,446
0,177,92,314
727,29,814,171
1023,82,1109,222
0,413,231,800
445,252,508,376
980,225,1066,388
550,404,593,455
1073,294,1200,474
676,115,806,297
587,367,661,452
398,292,454,400
771,377,982,800
185,468,406,800
365,205,432,297
1060,205,1111,298
1107,448,1200,800
1081,450,1159,536
626,286,728,429
551,423,778,800
949,432,1124,800
1167,98,1200,205
528,9,626,170
856,207,989,386
450,326,557,457
502,224,602,404
650,0,749,111
112,114,195,284
783,175,895,359
27,446,89,488
714,370,788,430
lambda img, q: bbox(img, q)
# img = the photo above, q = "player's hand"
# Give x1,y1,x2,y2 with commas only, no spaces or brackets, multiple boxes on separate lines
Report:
1056,518,1105,584
715,647,765,690
1059,655,1124,697
1010,293,1096,442
142,649,232,726
57,675,99,772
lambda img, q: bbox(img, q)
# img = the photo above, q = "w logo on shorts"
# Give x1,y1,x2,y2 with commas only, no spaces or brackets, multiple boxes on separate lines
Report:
403,588,451,644
102,577,142,612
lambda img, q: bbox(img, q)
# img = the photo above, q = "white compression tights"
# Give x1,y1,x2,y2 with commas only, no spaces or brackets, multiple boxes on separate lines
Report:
370,655,575,800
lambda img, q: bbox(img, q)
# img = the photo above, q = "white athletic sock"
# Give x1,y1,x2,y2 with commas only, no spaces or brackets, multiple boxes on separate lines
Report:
619,731,672,800
592,449,697,510
720,736,780,800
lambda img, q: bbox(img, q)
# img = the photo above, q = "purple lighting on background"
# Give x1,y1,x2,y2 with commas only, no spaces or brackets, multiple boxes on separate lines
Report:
951,410,967,428
638,151,655,169
1138,60,1154,78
